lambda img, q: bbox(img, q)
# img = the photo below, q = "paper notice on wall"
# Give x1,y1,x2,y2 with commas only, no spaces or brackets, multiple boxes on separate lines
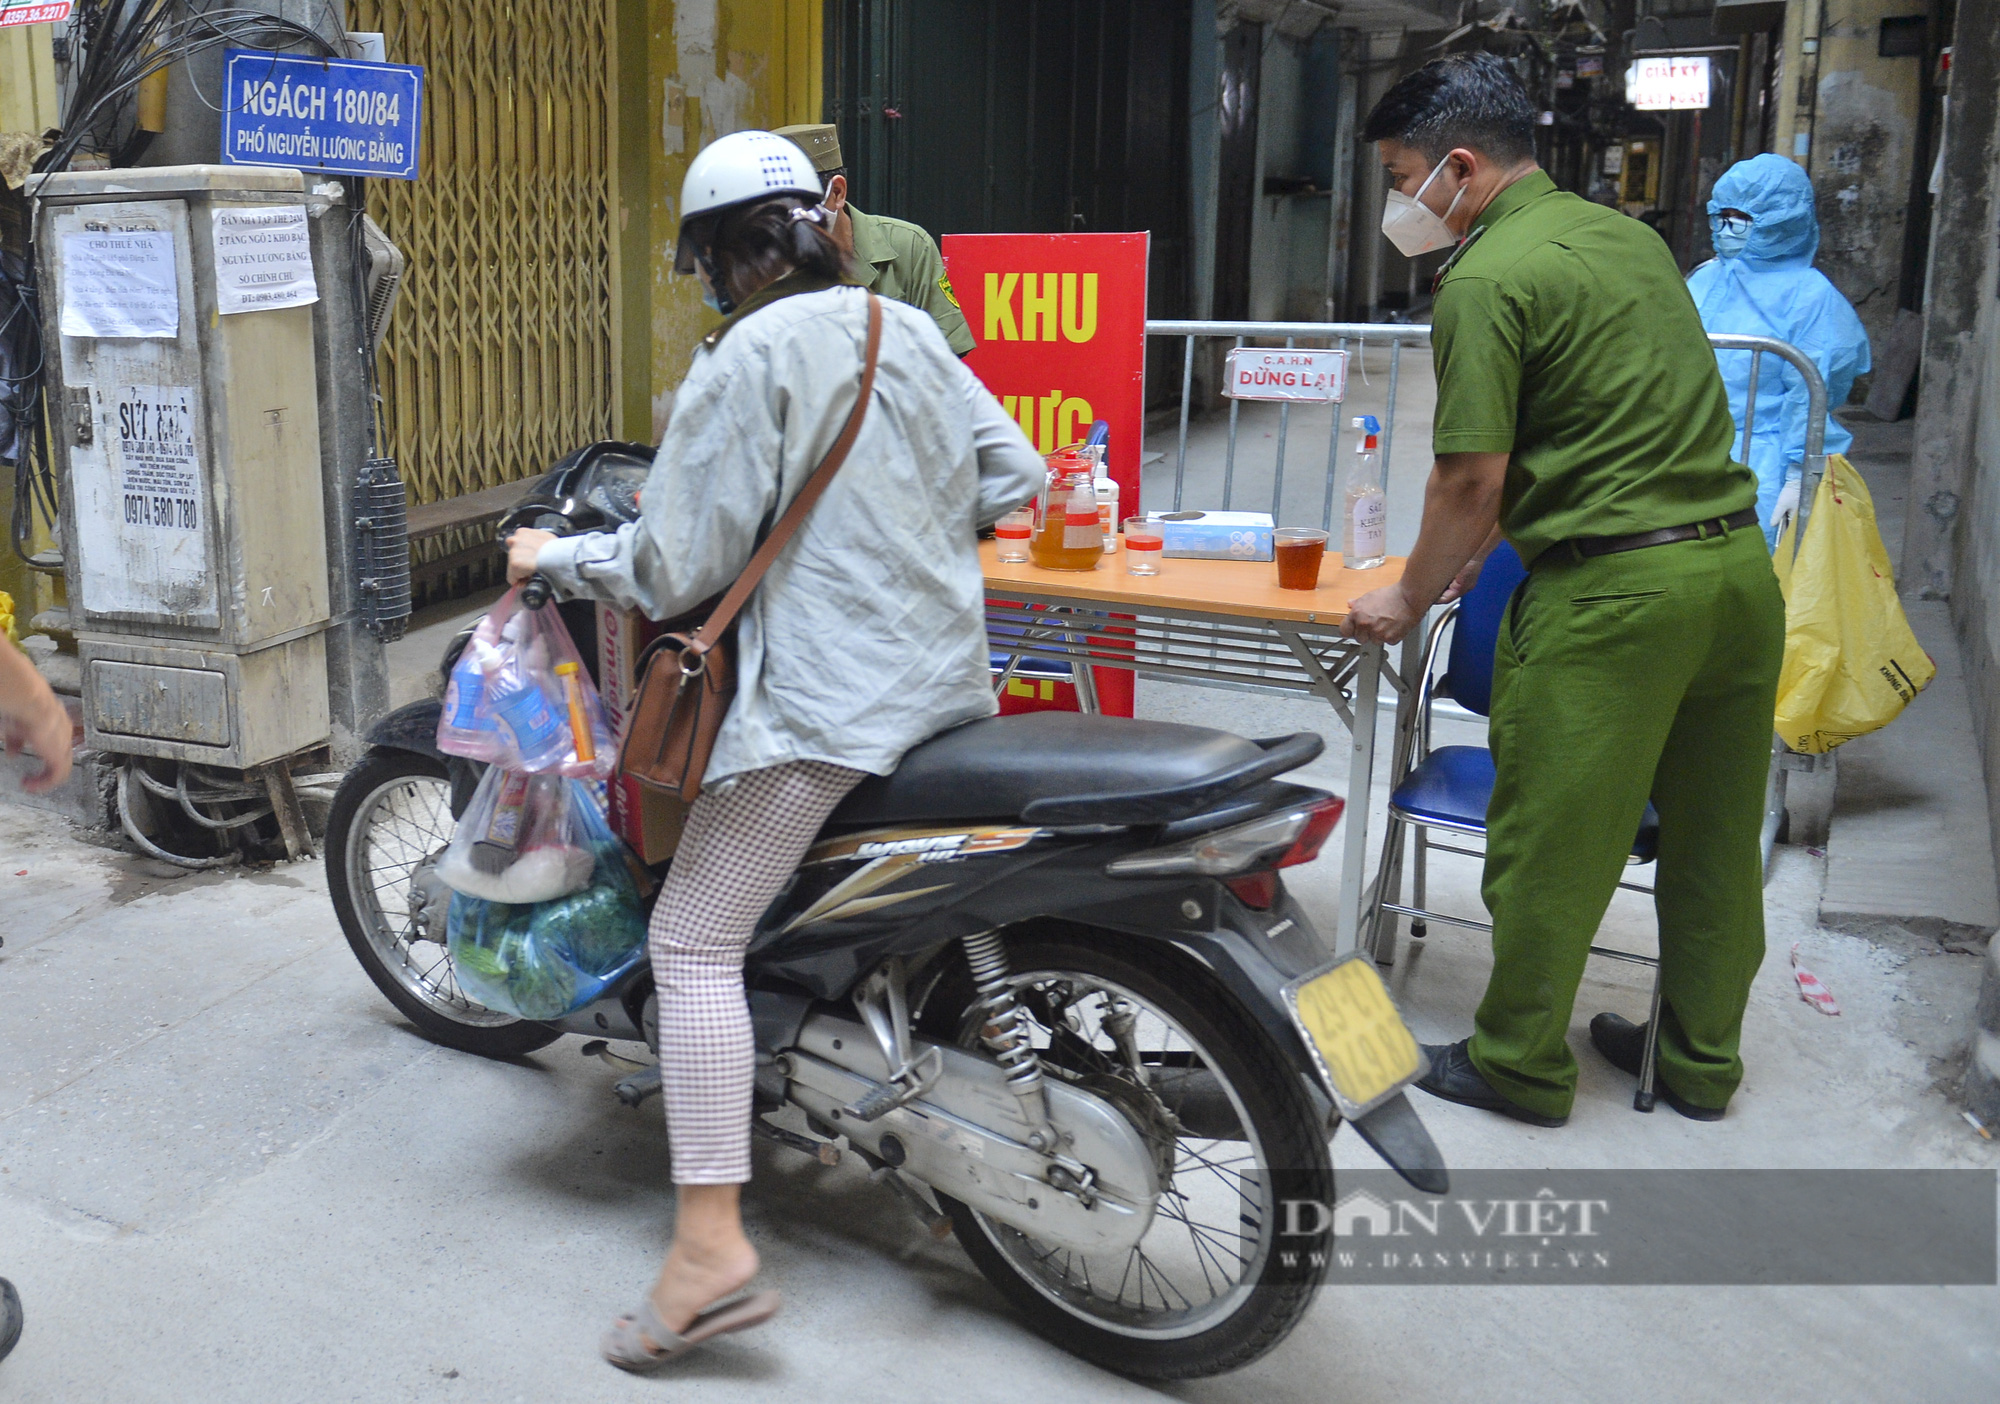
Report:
210,205,320,314
59,227,180,338
74,384,212,618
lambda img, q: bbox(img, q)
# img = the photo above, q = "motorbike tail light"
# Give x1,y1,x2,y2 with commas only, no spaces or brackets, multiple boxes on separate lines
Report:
1225,872,1279,909
1106,796,1345,879
1274,796,1345,869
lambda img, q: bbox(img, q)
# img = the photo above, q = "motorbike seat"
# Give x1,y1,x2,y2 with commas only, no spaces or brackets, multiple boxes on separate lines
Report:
829,714,1324,827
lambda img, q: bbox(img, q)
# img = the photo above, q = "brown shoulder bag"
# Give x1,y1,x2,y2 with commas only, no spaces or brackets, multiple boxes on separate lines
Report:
618,290,883,802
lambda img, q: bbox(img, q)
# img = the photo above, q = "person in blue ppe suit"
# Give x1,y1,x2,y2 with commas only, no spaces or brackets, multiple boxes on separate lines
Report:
1688,153,1870,547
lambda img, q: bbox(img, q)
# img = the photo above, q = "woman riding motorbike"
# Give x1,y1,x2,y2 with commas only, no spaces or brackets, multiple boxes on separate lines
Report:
503,129,1043,1373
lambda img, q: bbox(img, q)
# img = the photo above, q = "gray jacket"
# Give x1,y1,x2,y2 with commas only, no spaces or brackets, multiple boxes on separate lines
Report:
536,285,1044,787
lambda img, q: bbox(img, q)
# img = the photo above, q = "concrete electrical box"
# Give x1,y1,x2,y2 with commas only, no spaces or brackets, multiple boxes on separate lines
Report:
33,166,332,769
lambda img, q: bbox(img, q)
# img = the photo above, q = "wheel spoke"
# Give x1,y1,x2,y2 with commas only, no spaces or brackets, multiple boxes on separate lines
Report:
344,770,512,1029
963,964,1299,1341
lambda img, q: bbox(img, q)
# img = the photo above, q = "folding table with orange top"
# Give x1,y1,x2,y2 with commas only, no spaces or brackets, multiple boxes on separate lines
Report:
981,539,1414,954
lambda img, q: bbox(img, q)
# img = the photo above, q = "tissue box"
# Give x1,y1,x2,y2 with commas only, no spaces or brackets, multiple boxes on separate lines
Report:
1148,511,1275,561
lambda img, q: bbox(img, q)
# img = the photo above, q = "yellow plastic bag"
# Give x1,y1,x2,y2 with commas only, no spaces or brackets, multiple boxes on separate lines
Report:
1771,454,1934,753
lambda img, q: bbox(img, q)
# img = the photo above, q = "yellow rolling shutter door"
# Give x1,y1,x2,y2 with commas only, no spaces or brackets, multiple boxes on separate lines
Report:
350,0,617,590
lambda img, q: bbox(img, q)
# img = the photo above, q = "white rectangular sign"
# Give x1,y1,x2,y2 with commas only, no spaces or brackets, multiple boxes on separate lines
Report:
1224,348,1349,403
210,205,320,315
59,226,180,339
74,385,211,618
1627,56,1712,111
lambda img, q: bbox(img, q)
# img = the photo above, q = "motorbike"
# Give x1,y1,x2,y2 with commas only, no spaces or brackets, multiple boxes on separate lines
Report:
325,441,1448,1380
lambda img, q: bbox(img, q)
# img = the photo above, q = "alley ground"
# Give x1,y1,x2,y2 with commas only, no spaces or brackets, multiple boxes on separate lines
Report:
3,385,1997,1401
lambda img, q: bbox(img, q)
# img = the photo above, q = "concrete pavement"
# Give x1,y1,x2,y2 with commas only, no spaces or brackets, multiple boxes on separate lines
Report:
1,764,1995,1401
4,389,1996,1400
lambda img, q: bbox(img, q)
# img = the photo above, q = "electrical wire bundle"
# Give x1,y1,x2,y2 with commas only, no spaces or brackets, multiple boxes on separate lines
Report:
50,1,342,172
118,756,343,868
1,3,354,866
6,0,343,572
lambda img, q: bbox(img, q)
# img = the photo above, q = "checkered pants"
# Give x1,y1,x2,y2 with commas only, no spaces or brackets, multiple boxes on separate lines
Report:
648,760,864,1185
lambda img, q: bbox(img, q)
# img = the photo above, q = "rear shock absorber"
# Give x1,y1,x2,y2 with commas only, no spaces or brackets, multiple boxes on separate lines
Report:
961,931,1057,1151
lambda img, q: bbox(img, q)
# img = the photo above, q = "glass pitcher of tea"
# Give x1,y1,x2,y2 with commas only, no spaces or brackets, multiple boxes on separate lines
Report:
1030,450,1104,571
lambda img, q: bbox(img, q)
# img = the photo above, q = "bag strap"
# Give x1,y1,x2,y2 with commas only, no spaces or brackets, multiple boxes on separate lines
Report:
684,290,882,657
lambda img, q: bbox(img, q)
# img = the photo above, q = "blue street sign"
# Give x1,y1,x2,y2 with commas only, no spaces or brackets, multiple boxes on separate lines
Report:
221,49,424,181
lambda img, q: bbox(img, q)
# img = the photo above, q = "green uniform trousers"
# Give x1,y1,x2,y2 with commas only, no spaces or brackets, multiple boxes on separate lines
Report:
1468,524,1784,1119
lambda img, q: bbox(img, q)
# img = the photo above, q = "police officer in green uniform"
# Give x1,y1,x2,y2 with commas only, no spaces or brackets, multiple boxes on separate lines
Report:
1342,54,1783,1126
772,124,975,356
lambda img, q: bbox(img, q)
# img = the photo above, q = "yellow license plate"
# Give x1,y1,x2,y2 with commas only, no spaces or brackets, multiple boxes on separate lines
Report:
1288,959,1423,1112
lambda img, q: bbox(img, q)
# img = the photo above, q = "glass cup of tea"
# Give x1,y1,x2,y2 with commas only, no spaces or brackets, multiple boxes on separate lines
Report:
1124,517,1163,575
995,508,1034,563
1272,527,1329,590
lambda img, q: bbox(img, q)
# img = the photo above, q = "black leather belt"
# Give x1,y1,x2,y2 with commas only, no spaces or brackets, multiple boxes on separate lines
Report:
1557,507,1760,561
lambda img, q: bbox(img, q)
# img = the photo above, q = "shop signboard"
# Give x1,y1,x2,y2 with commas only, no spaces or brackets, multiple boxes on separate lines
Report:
1626,56,1711,111
1,1,72,30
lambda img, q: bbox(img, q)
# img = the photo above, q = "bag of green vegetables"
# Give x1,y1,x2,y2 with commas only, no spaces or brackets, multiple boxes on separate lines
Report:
446,780,648,1020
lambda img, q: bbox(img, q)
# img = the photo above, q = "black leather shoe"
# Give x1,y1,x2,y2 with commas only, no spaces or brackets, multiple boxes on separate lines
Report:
1588,1013,1727,1122
1415,1039,1567,1128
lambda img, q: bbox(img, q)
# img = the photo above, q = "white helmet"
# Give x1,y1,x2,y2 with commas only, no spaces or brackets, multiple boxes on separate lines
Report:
675,130,826,276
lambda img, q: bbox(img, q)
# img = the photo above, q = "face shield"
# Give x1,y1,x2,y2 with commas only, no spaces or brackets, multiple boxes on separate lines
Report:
673,222,706,278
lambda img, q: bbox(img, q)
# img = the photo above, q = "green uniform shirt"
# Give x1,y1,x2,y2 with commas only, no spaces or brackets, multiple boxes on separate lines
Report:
848,205,976,356
1431,170,1753,565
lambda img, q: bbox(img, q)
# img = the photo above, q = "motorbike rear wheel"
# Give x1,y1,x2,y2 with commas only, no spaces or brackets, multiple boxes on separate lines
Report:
326,749,560,1058
921,932,1333,1380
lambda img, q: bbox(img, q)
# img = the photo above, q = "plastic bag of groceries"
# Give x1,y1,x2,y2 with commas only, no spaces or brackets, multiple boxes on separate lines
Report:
437,587,615,776
445,779,649,1020
436,766,597,905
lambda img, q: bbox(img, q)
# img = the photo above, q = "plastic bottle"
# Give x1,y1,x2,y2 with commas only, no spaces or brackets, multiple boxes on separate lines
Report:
1073,428,1118,551
1092,461,1120,552
1344,414,1387,570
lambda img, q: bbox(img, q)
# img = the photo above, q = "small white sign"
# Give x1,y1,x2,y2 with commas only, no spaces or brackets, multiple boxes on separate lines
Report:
1224,348,1348,403
75,384,212,617
211,205,320,315
59,226,180,339
1627,56,1711,111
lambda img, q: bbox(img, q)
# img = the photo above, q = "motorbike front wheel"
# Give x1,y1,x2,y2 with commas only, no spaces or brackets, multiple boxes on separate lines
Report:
325,749,560,1058
921,932,1334,1380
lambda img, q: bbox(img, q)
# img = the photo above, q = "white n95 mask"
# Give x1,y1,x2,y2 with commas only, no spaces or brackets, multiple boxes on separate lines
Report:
1381,158,1466,258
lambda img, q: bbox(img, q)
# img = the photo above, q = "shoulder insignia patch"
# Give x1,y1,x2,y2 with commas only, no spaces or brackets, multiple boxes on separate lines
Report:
938,273,960,310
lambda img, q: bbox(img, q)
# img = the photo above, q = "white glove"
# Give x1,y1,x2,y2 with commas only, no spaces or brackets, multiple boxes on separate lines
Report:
1769,478,1800,532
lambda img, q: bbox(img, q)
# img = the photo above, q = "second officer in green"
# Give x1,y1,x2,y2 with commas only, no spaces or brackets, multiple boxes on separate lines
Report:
1342,54,1784,1127
774,124,975,356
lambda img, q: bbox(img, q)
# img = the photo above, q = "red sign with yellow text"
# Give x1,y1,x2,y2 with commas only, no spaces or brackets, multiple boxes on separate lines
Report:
945,233,1146,720
942,232,1149,515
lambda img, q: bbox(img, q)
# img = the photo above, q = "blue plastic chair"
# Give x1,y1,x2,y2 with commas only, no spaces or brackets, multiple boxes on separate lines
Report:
1363,542,1668,1111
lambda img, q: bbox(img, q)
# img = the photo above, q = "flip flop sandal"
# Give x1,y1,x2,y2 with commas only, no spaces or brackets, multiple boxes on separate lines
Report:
600,1289,781,1374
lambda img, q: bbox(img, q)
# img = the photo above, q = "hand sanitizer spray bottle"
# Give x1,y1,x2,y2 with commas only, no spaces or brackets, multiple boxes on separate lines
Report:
1344,414,1388,570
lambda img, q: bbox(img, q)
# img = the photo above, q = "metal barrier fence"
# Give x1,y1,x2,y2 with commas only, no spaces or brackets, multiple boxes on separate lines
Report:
1143,320,1829,549
1149,320,1432,531
1143,319,1832,864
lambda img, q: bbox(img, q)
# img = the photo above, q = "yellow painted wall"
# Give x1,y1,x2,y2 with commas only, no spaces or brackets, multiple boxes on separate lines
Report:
1768,0,1930,367
642,0,822,429
0,23,59,132
1,24,59,629
1772,0,1810,165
